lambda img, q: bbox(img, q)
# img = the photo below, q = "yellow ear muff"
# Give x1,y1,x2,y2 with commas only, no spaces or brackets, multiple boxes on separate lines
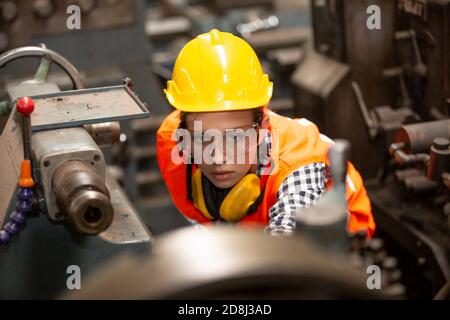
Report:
191,170,261,222
191,169,215,220
219,174,261,222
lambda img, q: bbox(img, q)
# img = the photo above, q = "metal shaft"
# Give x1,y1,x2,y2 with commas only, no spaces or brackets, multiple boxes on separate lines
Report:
52,161,113,235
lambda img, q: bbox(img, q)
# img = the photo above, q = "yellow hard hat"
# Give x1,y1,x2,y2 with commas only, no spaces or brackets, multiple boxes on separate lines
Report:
164,29,273,112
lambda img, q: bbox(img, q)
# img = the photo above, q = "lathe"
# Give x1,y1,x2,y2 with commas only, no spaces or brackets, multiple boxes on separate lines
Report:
0,45,153,298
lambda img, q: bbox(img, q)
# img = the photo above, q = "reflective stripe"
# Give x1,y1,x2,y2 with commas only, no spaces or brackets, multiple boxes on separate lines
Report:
297,118,313,127
346,175,356,192
320,133,335,145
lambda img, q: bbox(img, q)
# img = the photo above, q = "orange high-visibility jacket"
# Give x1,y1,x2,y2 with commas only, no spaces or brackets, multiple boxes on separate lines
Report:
157,110,376,237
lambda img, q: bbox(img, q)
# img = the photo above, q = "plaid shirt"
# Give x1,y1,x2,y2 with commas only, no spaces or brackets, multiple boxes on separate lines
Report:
257,132,328,236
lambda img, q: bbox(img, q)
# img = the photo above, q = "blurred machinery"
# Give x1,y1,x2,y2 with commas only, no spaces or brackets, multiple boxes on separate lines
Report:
292,0,450,299
0,45,153,299
1,0,447,300
63,226,381,299
64,141,400,300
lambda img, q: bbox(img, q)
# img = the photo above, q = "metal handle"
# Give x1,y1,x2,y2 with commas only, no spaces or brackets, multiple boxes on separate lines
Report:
0,45,84,89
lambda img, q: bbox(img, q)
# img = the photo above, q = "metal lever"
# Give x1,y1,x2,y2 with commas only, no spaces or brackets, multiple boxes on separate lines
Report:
382,67,412,109
395,30,428,77
351,81,378,138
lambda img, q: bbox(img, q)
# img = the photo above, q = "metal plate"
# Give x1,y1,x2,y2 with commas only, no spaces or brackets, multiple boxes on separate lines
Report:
22,85,150,131
99,172,153,245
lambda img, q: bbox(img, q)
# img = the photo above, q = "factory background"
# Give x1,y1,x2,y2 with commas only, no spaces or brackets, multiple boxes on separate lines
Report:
0,0,448,300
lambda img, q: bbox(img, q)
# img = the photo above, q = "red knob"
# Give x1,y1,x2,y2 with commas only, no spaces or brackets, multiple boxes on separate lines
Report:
16,97,35,116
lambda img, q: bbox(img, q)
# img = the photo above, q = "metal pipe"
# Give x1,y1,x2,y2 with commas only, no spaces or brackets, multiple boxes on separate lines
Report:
389,142,430,166
396,120,450,154
84,122,121,147
52,161,113,235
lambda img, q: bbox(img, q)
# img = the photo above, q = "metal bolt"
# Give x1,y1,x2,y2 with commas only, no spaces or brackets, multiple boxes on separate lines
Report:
432,137,450,150
417,257,426,266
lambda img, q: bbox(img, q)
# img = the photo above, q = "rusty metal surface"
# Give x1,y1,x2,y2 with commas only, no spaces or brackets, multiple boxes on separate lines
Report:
27,85,149,131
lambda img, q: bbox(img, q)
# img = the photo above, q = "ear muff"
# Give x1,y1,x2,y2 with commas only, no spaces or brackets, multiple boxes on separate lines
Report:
191,169,215,220
191,169,261,222
219,174,260,222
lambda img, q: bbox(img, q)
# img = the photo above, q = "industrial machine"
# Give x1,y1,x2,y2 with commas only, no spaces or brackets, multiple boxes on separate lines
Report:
292,0,450,299
0,45,153,299
1,0,447,300
0,0,188,232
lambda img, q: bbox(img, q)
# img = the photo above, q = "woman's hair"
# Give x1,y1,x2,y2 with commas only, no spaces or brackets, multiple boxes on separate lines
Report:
179,108,264,129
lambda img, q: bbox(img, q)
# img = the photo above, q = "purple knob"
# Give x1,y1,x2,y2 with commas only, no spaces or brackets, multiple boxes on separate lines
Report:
18,188,33,201
0,230,11,244
4,222,20,235
10,211,26,225
16,200,32,214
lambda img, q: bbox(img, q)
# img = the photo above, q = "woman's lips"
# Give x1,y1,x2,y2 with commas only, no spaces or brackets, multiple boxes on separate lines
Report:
211,171,233,181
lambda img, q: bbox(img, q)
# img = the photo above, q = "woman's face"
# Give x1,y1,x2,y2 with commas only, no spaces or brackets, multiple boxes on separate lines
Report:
185,110,259,189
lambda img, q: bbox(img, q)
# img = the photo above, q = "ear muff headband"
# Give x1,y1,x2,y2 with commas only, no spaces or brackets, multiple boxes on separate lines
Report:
191,169,215,220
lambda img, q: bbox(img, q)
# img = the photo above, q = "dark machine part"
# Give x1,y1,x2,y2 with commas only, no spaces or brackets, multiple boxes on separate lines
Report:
351,81,420,140
368,181,450,298
310,0,347,61
295,140,350,253
389,120,450,175
389,120,450,191
427,138,450,183
52,161,113,235
396,120,450,154
63,227,381,300
328,139,349,183
293,0,450,178
396,0,450,119
369,121,450,298
293,1,450,298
